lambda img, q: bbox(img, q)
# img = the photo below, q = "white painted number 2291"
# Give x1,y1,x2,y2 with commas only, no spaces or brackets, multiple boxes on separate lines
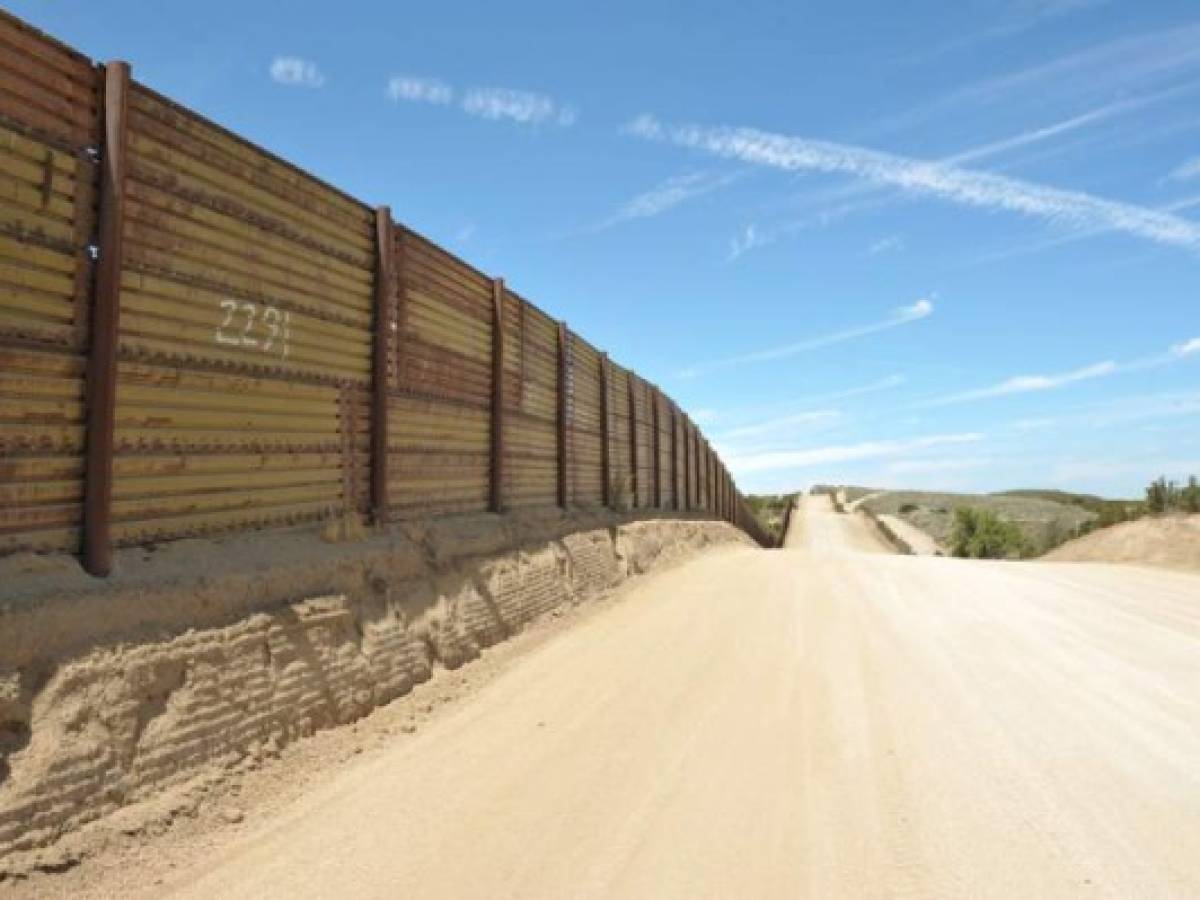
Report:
215,300,291,359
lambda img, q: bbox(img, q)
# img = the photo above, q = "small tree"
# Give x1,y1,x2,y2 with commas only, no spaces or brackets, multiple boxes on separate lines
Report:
1145,476,1195,514
950,507,1030,559
1183,476,1200,514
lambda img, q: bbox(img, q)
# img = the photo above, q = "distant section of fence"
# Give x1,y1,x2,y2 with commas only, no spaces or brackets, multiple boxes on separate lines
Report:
0,10,769,572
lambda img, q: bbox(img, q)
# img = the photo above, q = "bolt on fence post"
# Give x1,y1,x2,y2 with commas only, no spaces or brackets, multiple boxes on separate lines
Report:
83,60,131,577
557,320,570,509
600,353,612,508
490,278,507,513
371,207,393,525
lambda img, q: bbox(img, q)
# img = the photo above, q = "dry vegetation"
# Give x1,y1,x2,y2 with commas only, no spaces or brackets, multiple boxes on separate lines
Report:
857,490,1096,557
744,494,798,543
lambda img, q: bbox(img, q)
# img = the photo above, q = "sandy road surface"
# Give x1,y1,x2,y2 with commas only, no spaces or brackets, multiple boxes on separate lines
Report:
166,495,1200,899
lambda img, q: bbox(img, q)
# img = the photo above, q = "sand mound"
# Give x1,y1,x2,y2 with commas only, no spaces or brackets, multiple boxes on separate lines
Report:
1045,514,1200,572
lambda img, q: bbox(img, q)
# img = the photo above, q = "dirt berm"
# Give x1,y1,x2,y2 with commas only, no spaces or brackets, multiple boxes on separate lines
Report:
1045,513,1200,572
0,511,751,875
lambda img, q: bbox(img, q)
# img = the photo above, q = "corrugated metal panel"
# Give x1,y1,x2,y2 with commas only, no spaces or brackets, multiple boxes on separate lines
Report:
570,335,603,506
505,299,558,508
656,391,674,510
0,12,98,153
0,10,97,554
608,364,633,509
687,424,698,509
672,408,681,508
632,378,654,508
389,228,492,516
111,82,374,544
0,9,757,561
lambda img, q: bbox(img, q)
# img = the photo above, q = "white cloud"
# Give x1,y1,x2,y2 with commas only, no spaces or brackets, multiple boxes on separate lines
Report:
726,92,1192,263
728,432,985,474
691,408,719,425
454,223,476,244
885,457,994,476
887,23,1200,132
626,115,1200,253
918,338,1200,408
917,361,1117,407
869,235,905,255
722,375,907,428
729,223,769,260
679,298,933,379
1001,389,1200,433
923,0,1109,54
1170,157,1200,181
387,76,453,105
1172,337,1200,357
270,56,324,88
462,88,576,126
967,191,1200,266
717,410,840,443
591,171,739,232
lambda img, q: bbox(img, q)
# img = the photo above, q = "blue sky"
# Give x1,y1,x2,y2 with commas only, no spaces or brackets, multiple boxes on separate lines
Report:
16,0,1200,498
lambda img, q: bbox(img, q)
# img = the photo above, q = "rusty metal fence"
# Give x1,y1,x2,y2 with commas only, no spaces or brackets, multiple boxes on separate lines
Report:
0,10,771,573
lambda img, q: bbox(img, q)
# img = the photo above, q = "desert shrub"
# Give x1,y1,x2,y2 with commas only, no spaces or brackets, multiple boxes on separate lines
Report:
745,492,798,543
950,507,1030,559
1145,475,1200,514
899,503,918,514
1183,476,1200,513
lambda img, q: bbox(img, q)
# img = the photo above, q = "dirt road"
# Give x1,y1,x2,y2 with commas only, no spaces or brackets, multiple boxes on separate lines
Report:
166,495,1200,898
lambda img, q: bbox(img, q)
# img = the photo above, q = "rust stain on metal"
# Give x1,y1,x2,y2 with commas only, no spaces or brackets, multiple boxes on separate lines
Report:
0,9,758,564
557,319,569,509
82,60,130,577
651,385,662,509
491,277,505,513
627,373,639,509
599,353,611,508
371,206,392,522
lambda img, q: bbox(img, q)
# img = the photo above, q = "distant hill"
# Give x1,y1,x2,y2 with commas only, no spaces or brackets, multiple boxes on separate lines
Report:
858,489,1096,556
996,489,1143,529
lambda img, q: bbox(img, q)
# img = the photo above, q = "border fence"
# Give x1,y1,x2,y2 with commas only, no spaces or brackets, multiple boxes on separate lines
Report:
0,10,774,573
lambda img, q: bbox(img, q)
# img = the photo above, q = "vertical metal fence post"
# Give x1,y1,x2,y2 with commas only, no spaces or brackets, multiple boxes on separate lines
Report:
83,60,130,577
628,374,639,509
557,320,569,509
700,444,710,513
490,278,507,513
651,387,662,508
671,405,680,511
371,207,393,525
683,419,692,511
599,353,611,508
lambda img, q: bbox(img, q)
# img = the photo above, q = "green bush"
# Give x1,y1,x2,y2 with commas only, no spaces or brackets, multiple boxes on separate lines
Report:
1145,475,1200,514
950,507,1031,559
899,503,918,514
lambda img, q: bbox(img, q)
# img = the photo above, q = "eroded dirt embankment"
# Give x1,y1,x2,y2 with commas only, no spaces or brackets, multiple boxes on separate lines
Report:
0,511,751,875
